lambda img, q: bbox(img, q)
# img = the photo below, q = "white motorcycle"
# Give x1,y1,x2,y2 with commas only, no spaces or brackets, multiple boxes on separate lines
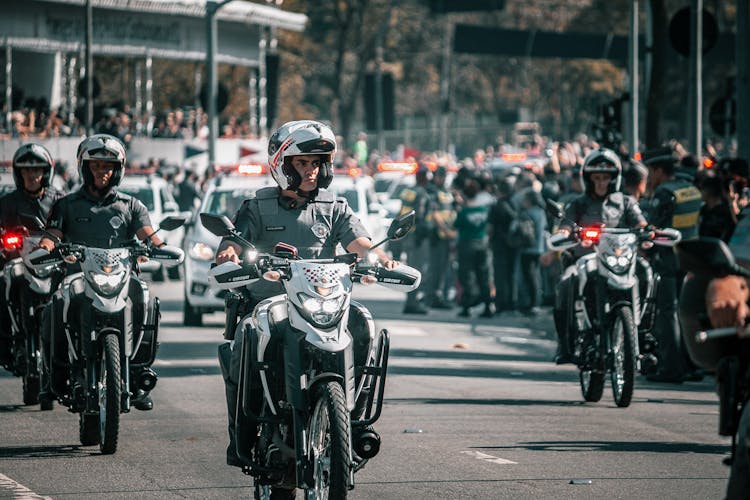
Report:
548,201,681,407
1,226,60,406
27,216,185,454
203,211,420,499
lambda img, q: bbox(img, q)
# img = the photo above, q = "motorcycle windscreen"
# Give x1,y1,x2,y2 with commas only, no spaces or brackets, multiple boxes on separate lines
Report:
376,264,421,292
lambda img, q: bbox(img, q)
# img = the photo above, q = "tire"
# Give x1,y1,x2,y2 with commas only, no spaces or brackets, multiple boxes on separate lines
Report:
79,414,99,446
580,369,605,403
99,334,121,455
167,265,181,281
610,306,637,408
22,376,39,405
306,382,350,500
183,298,203,327
152,266,166,282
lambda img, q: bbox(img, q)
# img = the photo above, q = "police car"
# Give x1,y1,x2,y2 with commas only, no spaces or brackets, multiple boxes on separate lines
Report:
182,164,274,326
118,171,187,280
0,166,15,197
327,168,388,246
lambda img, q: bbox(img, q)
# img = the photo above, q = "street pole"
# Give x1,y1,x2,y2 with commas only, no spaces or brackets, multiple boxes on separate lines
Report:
375,28,385,154
737,0,749,158
5,43,11,134
206,0,232,169
85,0,94,135
439,19,453,153
688,0,703,160
628,0,639,154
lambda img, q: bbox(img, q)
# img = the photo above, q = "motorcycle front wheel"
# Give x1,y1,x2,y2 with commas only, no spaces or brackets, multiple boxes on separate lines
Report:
98,333,121,454
610,306,637,408
306,382,351,500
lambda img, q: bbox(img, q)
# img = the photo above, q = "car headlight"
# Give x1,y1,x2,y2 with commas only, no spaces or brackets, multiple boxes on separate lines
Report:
189,242,215,261
297,292,346,327
88,270,127,296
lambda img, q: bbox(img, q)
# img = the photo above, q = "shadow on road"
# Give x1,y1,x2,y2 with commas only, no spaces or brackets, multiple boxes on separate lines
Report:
391,347,552,364
0,404,24,413
153,365,221,377
0,444,96,460
386,397,586,407
476,440,729,455
387,364,572,383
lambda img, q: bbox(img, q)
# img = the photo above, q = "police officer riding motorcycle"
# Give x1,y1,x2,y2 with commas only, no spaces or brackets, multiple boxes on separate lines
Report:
214,120,404,498
552,148,648,364
31,134,183,453
0,143,64,404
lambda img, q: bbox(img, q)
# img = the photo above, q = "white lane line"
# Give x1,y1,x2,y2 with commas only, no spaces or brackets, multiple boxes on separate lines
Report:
0,474,52,499
461,450,517,465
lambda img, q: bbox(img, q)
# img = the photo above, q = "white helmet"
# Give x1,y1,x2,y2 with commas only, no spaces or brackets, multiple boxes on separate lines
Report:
77,134,127,189
267,120,337,191
581,147,622,196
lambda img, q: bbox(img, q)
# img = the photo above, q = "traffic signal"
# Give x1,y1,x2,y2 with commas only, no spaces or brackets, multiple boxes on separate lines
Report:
266,53,280,129
364,72,395,131
669,7,719,56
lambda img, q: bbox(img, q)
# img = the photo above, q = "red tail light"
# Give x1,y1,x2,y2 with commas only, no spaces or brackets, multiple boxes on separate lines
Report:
1,232,23,251
582,228,601,242
703,157,715,169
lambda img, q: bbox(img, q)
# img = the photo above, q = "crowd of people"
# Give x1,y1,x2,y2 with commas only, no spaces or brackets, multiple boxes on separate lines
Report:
0,102,255,142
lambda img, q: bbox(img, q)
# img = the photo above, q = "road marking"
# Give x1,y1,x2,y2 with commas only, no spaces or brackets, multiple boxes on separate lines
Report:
0,474,52,499
461,450,517,465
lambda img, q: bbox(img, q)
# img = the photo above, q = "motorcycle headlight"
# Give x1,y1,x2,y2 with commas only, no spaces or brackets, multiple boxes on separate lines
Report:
88,270,127,296
189,241,215,261
30,263,56,278
297,292,346,327
604,248,634,273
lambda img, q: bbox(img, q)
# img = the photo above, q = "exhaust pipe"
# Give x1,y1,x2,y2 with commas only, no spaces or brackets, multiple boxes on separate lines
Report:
354,428,381,460
135,368,158,392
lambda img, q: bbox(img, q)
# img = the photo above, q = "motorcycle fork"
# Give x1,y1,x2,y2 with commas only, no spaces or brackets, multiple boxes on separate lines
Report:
282,329,314,488
81,307,128,413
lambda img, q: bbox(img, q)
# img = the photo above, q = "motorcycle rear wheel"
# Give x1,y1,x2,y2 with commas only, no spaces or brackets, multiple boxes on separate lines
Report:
306,382,351,500
610,306,636,408
98,333,121,455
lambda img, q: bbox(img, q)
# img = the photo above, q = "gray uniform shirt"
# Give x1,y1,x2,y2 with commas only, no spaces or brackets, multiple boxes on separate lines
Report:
46,187,152,247
227,186,370,299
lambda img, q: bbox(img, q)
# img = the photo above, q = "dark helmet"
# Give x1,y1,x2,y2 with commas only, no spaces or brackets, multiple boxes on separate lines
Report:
267,120,337,191
641,146,677,175
76,134,127,189
12,143,55,191
581,147,621,196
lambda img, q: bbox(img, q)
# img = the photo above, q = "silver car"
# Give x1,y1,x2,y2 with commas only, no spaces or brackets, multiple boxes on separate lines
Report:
182,172,274,326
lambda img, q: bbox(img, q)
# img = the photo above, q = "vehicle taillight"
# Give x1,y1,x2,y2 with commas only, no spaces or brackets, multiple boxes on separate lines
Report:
582,228,601,242
2,232,23,251
703,157,715,169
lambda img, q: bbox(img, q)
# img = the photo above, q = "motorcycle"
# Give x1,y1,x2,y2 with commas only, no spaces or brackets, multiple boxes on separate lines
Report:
1,225,61,406
203,211,420,499
27,215,185,454
676,237,750,493
547,201,681,407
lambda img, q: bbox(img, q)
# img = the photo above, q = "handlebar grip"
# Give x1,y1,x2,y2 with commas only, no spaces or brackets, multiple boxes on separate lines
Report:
695,327,737,343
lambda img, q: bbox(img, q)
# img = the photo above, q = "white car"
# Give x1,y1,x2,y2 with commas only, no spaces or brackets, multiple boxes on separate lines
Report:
118,173,187,281
327,173,388,247
182,170,274,326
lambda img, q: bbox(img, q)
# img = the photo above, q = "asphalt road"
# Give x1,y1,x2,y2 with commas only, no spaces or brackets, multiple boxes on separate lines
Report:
0,279,731,499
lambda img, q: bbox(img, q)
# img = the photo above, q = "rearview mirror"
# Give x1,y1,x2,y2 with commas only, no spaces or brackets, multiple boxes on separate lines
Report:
159,215,187,232
200,213,236,237
676,237,750,278
388,210,415,241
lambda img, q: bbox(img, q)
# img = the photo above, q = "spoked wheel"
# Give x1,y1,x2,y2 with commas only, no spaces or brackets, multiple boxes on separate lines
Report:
98,334,121,454
610,306,637,408
306,382,351,500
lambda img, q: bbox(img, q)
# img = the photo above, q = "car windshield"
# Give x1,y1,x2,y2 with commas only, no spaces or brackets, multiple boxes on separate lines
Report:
119,187,155,211
374,178,393,193
205,189,256,217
